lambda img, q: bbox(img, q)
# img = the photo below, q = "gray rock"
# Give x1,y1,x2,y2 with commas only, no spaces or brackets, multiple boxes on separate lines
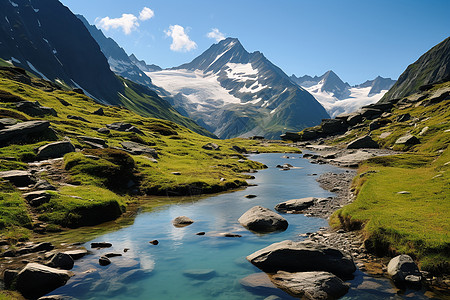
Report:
47,252,74,270
396,113,411,122
280,132,301,142
346,113,363,126
121,141,158,158
37,141,75,160
347,136,379,149
78,136,107,147
63,249,88,260
67,115,90,123
182,269,216,280
275,197,317,213
419,126,429,136
0,118,18,128
0,120,50,144
30,242,54,252
359,108,382,120
38,295,74,300
23,190,52,205
320,119,348,134
387,254,421,283
173,216,194,227
16,263,72,299
231,145,247,153
246,240,356,277
379,132,392,139
97,127,110,134
3,269,18,288
202,143,220,150
16,101,57,117
107,122,144,135
271,271,349,300
0,170,35,187
238,206,288,233
34,180,56,190
395,134,420,145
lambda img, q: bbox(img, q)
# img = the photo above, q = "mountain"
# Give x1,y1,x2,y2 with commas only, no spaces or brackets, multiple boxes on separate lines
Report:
0,0,213,137
380,36,450,103
290,71,395,117
76,15,153,88
129,54,162,72
146,38,329,139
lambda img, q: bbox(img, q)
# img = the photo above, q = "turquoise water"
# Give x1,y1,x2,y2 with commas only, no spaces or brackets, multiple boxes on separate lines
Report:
48,153,434,299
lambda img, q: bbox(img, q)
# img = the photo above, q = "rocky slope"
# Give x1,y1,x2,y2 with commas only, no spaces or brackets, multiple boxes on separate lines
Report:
146,38,329,139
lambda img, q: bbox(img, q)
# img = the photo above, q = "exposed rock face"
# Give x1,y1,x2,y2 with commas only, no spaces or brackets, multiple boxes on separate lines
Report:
270,271,349,300
247,240,355,277
0,170,35,187
320,119,348,134
121,141,158,157
107,122,144,135
15,263,72,298
387,254,421,283
274,197,317,213
395,134,420,145
37,141,75,160
280,132,301,142
172,216,194,227
347,136,379,149
0,120,50,144
238,206,288,233
16,101,57,117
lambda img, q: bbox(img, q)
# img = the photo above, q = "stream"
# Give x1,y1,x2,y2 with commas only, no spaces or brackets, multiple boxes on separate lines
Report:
47,153,435,299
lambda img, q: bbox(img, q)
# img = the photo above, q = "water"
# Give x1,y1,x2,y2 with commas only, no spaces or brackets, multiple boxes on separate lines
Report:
48,153,435,299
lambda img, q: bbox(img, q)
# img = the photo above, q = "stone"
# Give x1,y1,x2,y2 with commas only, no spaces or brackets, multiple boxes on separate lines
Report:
202,143,220,150
221,233,242,238
346,113,363,126
97,127,110,135
274,197,317,213
280,132,301,141
93,108,105,116
396,113,411,122
0,120,50,144
78,136,107,147
359,108,382,120
104,253,122,258
387,254,421,283
196,232,206,235
149,240,159,245
379,132,392,139
238,206,288,233
301,129,318,140
37,141,75,160
99,256,111,266
395,134,420,145
91,242,112,248
419,126,429,136
247,240,356,277
16,101,57,117
107,122,144,135
347,135,379,149
240,273,281,296
320,119,348,134
173,216,194,227
15,263,72,299
3,269,19,288
34,180,56,190
171,172,181,175
369,120,381,131
121,141,158,158
182,269,216,280
23,190,52,205
271,271,349,300
30,242,54,252
67,115,90,123
245,194,257,199
63,249,88,260
0,118,18,128
117,269,152,283
0,170,35,187
231,145,247,153
47,252,74,270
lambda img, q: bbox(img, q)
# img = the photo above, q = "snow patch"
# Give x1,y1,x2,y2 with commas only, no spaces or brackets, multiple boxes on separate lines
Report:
239,81,266,94
43,38,49,44
9,0,18,7
37,19,41,27
225,63,258,82
5,16,10,24
34,8,39,13
70,80,100,102
11,57,21,64
26,61,49,81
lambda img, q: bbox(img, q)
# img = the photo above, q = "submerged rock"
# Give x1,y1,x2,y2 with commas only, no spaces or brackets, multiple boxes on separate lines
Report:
182,269,216,280
274,197,317,213
238,206,288,233
240,273,281,296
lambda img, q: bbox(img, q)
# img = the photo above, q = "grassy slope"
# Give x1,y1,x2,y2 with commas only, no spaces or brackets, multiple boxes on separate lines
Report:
0,69,298,240
330,82,450,273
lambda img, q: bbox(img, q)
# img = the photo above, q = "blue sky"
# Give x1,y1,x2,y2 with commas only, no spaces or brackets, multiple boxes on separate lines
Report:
60,0,450,85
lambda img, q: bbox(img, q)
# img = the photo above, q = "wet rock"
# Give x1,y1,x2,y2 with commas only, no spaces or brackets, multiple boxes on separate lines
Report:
196,232,206,236
0,170,35,187
245,194,257,199
36,141,75,160
202,143,220,151
347,136,379,149
271,271,349,300
16,263,72,299
173,216,194,227
99,256,111,266
91,242,112,248
274,197,317,213
183,269,216,280
387,254,421,283
149,240,159,245
47,252,74,270
238,206,288,233
240,273,281,296
247,240,356,277
30,242,54,252
395,134,420,145
63,249,88,260
221,233,242,238
121,141,158,157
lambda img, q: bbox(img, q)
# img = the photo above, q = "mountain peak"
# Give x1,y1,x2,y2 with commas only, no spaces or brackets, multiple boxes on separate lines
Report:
319,70,350,98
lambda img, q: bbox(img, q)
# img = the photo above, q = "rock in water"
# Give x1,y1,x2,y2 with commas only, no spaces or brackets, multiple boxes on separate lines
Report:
247,240,355,277
274,197,317,213
182,269,216,280
270,271,349,300
239,273,282,296
172,216,194,227
47,252,74,270
15,263,72,298
387,254,421,283
238,206,288,233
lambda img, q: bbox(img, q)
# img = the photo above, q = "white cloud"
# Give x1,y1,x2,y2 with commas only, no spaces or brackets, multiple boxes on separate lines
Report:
97,14,139,35
139,7,154,21
165,25,197,52
207,28,225,42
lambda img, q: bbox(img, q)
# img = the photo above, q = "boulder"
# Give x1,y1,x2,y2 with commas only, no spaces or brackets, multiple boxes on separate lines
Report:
271,271,349,300
23,190,52,207
107,122,144,135
121,141,158,158
346,113,363,126
34,180,56,190
67,115,90,123
238,206,288,233
347,136,379,149
368,120,381,131
47,252,74,270
395,134,420,145
0,118,18,129
182,269,216,280
16,101,57,117
247,240,356,277
172,216,194,227
280,132,301,141
202,143,220,151
0,120,50,144
97,127,110,135
3,269,19,288
36,141,75,160
30,242,54,252
0,170,35,187
358,108,382,120
396,113,411,122
93,108,105,116
387,254,421,283
63,249,88,260
320,119,348,134
78,136,107,148
99,256,111,266
379,132,392,139
15,263,72,298
274,197,317,213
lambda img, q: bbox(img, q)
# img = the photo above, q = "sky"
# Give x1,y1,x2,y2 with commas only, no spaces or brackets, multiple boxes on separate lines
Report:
59,0,450,85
